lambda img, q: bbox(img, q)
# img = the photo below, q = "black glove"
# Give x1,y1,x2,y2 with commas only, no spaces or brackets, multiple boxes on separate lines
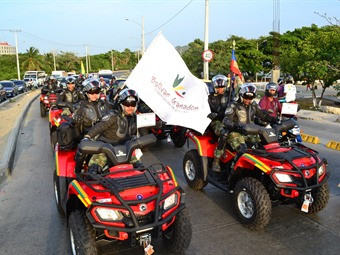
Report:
234,123,246,134
73,114,84,124
207,112,218,120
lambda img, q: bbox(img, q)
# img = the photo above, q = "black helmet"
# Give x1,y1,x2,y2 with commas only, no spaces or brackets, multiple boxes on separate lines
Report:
265,82,278,96
277,77,284,85
118,89,139,107
66,77,76,84
83,79,101,94
212,74,228,88
285,76,294,84
239,83,257,99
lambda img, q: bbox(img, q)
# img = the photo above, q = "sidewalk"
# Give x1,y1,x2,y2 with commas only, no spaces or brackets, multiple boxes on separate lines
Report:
0,89,40,183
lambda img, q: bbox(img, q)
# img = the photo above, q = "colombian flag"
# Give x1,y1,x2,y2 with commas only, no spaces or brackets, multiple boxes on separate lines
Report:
230,49,243,79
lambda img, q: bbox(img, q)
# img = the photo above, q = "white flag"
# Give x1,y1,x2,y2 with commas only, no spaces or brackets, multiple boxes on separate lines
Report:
125,32,211,134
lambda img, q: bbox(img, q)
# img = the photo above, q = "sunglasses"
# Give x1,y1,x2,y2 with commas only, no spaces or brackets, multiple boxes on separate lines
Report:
243,95,255,100
87,90,100,95
122,101,137,107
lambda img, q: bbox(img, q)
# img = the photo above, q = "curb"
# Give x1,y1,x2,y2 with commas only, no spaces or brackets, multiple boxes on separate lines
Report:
326,140,340,151
301,133,320,144
0,93,40,184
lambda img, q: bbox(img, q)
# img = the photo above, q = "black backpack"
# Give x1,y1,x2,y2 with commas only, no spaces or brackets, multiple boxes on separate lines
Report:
57,121,82,151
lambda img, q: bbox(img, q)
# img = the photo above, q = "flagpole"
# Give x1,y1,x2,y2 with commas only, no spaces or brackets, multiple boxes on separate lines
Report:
228,40,236,105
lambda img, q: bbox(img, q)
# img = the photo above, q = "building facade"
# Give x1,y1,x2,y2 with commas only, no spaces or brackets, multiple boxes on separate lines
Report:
0,42,16,55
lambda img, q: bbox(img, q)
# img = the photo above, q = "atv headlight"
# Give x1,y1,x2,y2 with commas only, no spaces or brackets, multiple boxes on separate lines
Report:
163,193,178,211
274,173,293,183
95,208,123,221
318,164,325,176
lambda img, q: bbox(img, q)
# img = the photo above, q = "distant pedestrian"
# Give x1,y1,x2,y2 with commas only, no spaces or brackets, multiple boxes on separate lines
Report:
306,83,311,91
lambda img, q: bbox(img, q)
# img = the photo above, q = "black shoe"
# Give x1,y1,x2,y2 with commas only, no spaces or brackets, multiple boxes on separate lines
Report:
88,164,102,175
212,158,221,172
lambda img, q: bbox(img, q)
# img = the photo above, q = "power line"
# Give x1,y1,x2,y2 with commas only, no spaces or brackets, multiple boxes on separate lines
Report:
146,0,194,35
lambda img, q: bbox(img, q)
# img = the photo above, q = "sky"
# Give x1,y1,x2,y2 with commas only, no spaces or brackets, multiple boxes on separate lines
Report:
0,0,339,56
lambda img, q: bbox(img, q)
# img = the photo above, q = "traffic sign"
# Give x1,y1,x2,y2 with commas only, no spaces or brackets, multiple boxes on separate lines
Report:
202,50,214,62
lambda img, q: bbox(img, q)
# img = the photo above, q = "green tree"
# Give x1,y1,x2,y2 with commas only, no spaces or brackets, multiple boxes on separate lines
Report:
21,47,43,71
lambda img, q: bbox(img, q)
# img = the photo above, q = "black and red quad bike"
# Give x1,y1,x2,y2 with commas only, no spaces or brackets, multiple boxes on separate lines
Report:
183,119,330,230
40,88,59,117
49,102,80,149
54,134,192,255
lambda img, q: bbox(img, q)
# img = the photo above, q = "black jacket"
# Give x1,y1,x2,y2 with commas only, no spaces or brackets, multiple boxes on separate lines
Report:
86,109,137,145
59,89,84,104
73,100,112,134
208,93,229,120
223,100,276,131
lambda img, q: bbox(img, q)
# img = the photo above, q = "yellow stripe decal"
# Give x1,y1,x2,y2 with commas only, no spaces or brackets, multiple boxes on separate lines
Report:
192,135,202,155
167,166,178,187
55,149,59,176
244,153,271,173
71,180,92,207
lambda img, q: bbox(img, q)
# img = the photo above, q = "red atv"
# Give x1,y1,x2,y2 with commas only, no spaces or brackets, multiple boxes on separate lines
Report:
49,102,79,148
40,88,59,117
54,134,192,254
183,119,329,230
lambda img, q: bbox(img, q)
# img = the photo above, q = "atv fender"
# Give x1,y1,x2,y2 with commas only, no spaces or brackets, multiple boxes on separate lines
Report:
235,153,271,174
55,146,77,178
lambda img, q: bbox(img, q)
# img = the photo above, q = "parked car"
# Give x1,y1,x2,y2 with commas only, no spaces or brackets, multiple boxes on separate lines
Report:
0,81,19,97
0,84,7,101
11,80,27,93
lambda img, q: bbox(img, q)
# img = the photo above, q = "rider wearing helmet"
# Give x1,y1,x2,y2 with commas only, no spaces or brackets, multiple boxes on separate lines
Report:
83,89,140,171
42,76,59,94
208,74,231,140
258,82,282,118
72,79,112,134
212,83,278,172
59,77,85,115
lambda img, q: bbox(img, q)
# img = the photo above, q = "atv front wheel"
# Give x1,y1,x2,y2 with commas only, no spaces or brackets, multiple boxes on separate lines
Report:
40,103,46,117
171,127,187,147
69,210,97,255
308,182,330,214
183,149,207,190
53,169,64,216
234,177,272,230
162,208,192,253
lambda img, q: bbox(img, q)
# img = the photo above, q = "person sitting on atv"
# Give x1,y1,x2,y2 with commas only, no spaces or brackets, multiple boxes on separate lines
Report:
42,76,59,94
259,82,282,118
72,79,112,135
83,88,140,172
58,77,85,115
207,74,230,135
212,83,278,172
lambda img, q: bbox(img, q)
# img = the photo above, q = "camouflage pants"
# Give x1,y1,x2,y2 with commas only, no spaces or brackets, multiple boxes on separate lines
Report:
210,120,224,136
227,132,260,151
61,108,71,116
214,132,260,158
89,152,139,168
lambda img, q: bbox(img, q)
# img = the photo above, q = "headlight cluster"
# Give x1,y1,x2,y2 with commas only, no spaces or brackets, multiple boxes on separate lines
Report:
273,172,293,183
95,208,123,221
318,164,325,176
163,193,178,211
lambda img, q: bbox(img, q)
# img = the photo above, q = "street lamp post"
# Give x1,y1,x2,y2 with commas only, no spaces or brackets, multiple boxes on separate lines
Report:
125,17,145,56
203,0,210,80
256,40,267,83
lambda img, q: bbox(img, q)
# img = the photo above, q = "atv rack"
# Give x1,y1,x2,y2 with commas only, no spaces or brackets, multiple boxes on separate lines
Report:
249,143,329,190
76,164,186,237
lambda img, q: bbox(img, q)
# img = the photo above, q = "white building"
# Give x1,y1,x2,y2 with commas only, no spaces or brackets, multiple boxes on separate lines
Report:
0,42,16,55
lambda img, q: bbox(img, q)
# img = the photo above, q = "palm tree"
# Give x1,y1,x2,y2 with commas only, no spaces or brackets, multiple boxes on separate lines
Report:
21,47,43,71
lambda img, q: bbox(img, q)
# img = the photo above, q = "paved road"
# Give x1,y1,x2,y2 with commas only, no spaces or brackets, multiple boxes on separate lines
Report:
0,98,339,255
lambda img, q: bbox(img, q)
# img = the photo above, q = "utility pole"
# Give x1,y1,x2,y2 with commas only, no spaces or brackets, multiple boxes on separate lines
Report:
203,0,209,80
85,45,89,75
52,50,56,71
88,46,91,72
0,29,21,79
111,50,114,71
